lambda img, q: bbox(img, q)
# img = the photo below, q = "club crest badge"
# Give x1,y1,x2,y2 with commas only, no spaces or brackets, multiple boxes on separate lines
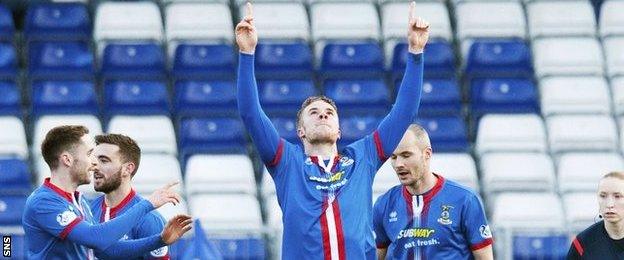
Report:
437,205,453,225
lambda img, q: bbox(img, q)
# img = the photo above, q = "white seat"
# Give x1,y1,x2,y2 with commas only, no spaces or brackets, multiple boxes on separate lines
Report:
532,37,604,78
373,160,399,195
238,3,309,41
157,199,189,222
563,192,599,232
107,116,177,155
264,194,283,260
539,76,611,116
261,168,276,199
476,114,547,155
191,194,263,234
455,1,526,40
32,115,103,156
431,153,479,192
480,153,555,194
132,154,183,195
604,37,624,78
94,2,163,42
527,1,596,38
0,117,28,159
612,77,624,116
185,155,256,195
311,2,380,41
600,0,624,38
165,3,233,42
558,152,624,193
492,192,565,230
547,115,618,154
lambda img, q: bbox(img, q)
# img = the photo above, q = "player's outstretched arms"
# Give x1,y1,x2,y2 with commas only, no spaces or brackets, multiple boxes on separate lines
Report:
95,215,193,258
236,2,281,163
376,1,429,157
66,182,182,251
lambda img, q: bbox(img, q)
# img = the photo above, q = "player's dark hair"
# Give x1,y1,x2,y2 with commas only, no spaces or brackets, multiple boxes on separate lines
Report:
41,125,90,170
296,96,339,128
95,134,141,177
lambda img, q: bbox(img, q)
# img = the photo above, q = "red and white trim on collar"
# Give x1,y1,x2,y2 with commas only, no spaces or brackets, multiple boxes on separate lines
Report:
43,177,79,203
100,189,137,222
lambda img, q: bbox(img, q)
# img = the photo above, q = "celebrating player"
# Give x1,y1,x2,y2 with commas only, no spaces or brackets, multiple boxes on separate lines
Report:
22,125,190,259
568,171,624,259
373,125,493,259
236,2,427,259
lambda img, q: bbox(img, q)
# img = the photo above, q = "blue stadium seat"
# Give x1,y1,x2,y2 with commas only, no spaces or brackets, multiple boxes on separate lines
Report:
470,77,539,117
259,79,317,117
0,195,27,226
28,41,93,79
513,234,569,260
0,43,17,79
396,78,461,116
325,79,389,116
101,43,165,80
103,80,169,116
0,159,30,195
415,116,468,152
24,3,90,41
256,40,313,79
31,80,97,116
339,116,381,148
0,81,20,116
172,43,235,80
5,234,25,259
270,117,299,144
392,40,454,78
211,238,265,260
179,117,246,157
175,80,236,117
465,39,532,77
320,40,384,79
0,3,14,42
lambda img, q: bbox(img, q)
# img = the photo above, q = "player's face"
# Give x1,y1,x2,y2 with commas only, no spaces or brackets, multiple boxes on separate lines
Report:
92,143,126,193
298,100,340,144
69,134,95,186
598,177,624,224
390,132,431,187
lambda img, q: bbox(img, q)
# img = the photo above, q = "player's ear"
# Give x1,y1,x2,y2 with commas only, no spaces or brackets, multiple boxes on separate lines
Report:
123,162,135,178
424,147,432,159
60,152,73,167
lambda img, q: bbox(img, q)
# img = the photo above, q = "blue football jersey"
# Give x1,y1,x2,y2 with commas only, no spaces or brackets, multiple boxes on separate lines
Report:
90,190,169,259
268,132,387,259
373,175,493,260
23,178,96,259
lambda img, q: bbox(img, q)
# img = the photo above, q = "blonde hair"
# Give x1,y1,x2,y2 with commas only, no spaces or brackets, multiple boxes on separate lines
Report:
603,171,624,180
407,124,431,150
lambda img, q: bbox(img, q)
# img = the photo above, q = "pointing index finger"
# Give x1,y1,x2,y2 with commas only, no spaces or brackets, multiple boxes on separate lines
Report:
164,181,180,190
246,2,253,18
409,1,415,21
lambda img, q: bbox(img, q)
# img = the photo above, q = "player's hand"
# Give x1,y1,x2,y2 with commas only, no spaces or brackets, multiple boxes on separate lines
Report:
407,1,429,53
160,214,193,245
147,181,182,208
235,2,258,54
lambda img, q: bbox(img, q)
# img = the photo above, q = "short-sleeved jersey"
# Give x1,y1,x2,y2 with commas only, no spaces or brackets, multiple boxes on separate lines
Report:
23,178,96,259
268,132,387,259
373,175,493,260
90,189,169,259
568,221,624,259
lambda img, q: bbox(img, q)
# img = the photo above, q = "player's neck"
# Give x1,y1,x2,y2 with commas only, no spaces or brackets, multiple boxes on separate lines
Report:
406,171,437,195
304,143,338,159
605,220,624,240
49,171,78,193
104,182,132,208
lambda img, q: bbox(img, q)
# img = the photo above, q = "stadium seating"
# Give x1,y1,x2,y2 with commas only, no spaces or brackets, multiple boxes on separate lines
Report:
0,159,31,195
455,1,526,40
107,115,177,155
539,76,611,116
100,43,166,80
604,37,624,78
103,80,169,116
28,41,94,79
415,116,469,152
132,154,183,195
31,80,98,116
0,81,19,116
475,114,547,155
526,1,596,38
532,37,604,78
600,0,624,38
511,234,569,260
338,116,381,147
563,192,598,232
492,192,565,230
464,40,533,77
94,2,163,43
415,78,461,116
373,160,398,197
0,195,27,226
324,79,389,116
612,77,624,115
174,80,237,117
470,78,539,117
430,153,479,192
0,3,14,42
547,115,618,154
558,152,624,193
190,193,263,234
24,2,91,41
269,117,299,144
0,117,27,159
480,153,555,194
179,117,247,156
259,79,317,117
185,155,256,196
0,43,17,80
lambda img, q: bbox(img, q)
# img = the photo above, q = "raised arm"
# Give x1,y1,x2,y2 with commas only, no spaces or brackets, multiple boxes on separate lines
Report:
236,2,282,164
377,1,429,157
